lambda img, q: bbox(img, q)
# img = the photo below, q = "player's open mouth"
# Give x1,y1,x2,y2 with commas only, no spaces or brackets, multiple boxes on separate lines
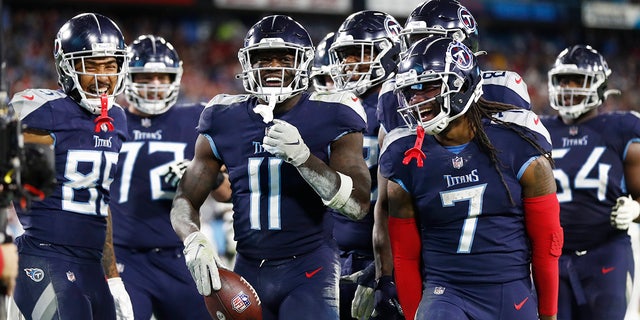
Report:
419,106,436,121
262,76,284,87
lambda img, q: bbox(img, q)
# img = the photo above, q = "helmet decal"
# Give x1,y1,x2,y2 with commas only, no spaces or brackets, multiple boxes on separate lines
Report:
384,16,403,40
449,41,474,71
458,7,477,33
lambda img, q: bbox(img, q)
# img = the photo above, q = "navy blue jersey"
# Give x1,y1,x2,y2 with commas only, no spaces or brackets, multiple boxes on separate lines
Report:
380,109,551,284
331,91,378,254
110,103,205,248
198,91,366,260
377,70,531,133
541,112,640,251
10,88,127,251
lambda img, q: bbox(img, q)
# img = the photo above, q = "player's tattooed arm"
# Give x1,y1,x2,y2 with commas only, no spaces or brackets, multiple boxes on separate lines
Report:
297,131,371,220
102,208,119,278
521,156,556,198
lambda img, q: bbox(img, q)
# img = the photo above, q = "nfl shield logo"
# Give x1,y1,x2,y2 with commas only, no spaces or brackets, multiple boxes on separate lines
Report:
141,118,152,128
569,126,578,136
66,271,76,282
452,156,464,169
434,286,446,295
231,292,251,313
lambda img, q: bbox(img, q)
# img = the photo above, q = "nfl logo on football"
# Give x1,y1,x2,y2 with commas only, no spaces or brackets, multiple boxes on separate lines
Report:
231,292,251,313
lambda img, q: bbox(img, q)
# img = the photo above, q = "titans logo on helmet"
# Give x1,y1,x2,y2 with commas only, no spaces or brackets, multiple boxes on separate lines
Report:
449,41,474,71
384,16,402,40
458,7,477,33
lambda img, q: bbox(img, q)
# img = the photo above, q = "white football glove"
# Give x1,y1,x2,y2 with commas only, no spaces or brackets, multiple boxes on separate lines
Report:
352,281,375,319
183,231,225,296
162,159,191,188
611,195,640,230
262,119,310,167
341,263,376,319
107,277,134,320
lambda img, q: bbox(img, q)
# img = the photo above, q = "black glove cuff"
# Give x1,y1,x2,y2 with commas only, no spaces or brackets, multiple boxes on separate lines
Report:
375,275,394,290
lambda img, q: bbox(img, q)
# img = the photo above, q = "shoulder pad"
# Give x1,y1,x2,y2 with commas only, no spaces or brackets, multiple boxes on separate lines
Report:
380,126,413,155
630,110,640,119
207,94,250,107
492,109,551,144
10,89,66,120
310,91,367,123
482,70,530,103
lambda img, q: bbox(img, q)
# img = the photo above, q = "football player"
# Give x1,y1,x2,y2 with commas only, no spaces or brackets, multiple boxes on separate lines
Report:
372,1,533,318
327,10,404,320
9,13,133,319
382,37,561,320
541,44,640,320
109,34,230,319
169,15,371,320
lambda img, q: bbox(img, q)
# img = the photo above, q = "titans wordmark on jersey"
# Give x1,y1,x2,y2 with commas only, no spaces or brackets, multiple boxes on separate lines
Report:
110,103,205,249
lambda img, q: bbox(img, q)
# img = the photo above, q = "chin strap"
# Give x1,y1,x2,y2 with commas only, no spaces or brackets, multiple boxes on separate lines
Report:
94,93,114,133
402,126,426,167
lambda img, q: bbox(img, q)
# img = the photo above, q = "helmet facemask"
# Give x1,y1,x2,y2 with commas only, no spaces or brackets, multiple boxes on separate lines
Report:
126,64,182,115
55,40,128,115
330,38,397,96
397,71,465,135
548,69,607,120
395,39,482,135
238,43,313,105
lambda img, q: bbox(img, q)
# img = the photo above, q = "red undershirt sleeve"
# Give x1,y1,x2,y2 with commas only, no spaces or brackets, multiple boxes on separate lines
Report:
523,193,563,317
388,216,422,320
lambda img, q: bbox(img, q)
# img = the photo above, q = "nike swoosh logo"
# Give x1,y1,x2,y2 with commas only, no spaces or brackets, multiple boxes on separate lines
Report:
305,267,323,278
602,266,615,274
22,95,35,100
284,140,301,146
515,77,523,84
514,297,529,310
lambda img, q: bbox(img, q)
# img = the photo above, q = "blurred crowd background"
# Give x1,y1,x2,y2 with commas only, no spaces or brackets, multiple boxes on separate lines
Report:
3,0,640,116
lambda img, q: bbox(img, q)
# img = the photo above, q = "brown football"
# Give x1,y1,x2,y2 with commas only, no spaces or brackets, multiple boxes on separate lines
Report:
204,268,262,320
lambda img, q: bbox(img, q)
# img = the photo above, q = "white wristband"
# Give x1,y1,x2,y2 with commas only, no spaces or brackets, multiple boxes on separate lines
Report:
322,172,353,210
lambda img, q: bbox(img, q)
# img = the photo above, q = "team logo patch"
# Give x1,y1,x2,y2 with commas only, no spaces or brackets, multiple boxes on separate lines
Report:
458,7,477,33
434,286,446,295
448,41,474,71
230,291,251,313
452,156,464,169
66,271,76,282
24,268,44,282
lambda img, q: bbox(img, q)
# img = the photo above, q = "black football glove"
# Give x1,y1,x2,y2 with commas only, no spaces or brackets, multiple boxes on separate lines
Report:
371,275,404,320
162,159,191,188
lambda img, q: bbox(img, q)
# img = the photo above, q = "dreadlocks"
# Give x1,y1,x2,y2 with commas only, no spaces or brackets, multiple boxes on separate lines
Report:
467,97,553,205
